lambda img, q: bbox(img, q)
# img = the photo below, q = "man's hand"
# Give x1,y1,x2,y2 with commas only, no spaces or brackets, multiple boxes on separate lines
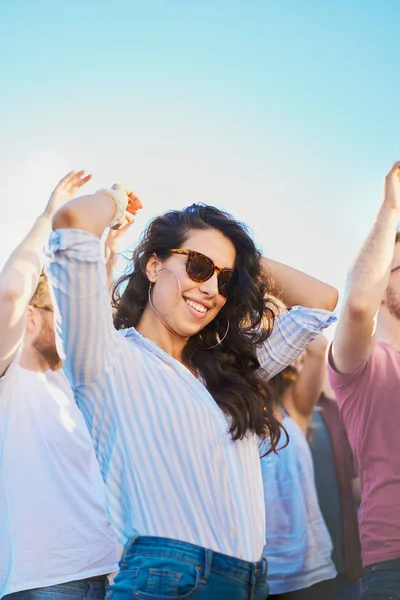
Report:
384,161,400,212
44,170,92,219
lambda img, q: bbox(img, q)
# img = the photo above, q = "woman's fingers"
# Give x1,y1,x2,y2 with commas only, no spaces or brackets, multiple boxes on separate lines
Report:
126,191,143,214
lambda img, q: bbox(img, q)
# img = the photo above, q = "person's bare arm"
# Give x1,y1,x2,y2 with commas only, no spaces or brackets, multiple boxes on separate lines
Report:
290,334,328,433
53,185,142,237
332,161,400,374
352,477,361,508
262,258,338,311
104,214,134,293
47,184,142,387
0,171,91,377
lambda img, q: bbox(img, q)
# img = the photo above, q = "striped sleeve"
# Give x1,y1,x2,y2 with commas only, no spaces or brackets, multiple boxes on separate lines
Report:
45,228,120,388
257,306,336,379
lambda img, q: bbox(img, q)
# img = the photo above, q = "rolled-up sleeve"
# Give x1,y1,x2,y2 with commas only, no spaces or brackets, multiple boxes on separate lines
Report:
45,229,120,387
257,306,336,379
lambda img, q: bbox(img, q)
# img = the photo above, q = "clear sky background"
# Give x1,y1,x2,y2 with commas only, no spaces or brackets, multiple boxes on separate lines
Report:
1,0,400,307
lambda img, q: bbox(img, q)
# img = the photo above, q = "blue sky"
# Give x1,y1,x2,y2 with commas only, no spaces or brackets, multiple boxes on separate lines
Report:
1,0,399,307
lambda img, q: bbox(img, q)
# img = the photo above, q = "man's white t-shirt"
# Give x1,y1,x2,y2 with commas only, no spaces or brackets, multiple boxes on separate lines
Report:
0,355,119,597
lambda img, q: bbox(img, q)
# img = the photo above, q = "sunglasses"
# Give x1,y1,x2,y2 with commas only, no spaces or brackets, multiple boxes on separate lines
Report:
170,249,234,298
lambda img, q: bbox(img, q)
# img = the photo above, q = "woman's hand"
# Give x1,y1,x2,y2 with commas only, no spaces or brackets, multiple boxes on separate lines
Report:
110,184,143,229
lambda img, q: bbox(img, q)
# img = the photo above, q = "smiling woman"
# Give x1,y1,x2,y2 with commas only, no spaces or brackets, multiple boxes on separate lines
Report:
46,179,337,600
111,203,279,443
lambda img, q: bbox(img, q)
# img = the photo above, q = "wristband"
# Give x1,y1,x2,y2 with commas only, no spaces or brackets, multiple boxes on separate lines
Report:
98,187,128,227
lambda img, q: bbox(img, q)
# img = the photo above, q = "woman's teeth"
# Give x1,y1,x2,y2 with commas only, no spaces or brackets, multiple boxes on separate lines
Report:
186,299,207,313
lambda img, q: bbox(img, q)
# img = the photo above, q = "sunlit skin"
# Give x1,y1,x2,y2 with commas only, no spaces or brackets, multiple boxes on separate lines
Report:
137,228,236,361
384,244,400,318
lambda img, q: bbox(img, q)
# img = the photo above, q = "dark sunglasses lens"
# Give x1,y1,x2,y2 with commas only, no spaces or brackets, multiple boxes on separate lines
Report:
218,271,234,298
187,254,214,282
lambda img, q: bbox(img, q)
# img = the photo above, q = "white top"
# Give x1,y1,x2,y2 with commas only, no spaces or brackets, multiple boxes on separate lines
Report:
261,415,337,593
0,356,118,598
45,228,336,563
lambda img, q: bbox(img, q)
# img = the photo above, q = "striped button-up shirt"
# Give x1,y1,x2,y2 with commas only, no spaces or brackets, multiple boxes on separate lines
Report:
46,229,335,562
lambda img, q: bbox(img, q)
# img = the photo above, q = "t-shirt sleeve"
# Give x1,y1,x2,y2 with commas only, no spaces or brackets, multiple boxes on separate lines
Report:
327,343,371,398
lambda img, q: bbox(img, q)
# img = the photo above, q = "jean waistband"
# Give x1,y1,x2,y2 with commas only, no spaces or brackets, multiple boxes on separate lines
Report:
123,536,267,584
365,558,400,573
83,575,108,583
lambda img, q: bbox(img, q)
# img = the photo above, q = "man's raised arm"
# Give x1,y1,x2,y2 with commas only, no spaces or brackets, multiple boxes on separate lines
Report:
332,161,400,374
0,171,91,377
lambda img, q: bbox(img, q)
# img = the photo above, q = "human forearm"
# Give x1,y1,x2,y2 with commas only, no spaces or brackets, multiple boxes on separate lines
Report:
0,171,92,376
46,229,118,385
262,257,338,311
292,345,327,420
352,478,361,508
345,201,400,317
0,213,52,375
332,162,400,374
104,215,135,294
0,213,51,299
106,249,118,292
257,306,336,379
52,192,116,237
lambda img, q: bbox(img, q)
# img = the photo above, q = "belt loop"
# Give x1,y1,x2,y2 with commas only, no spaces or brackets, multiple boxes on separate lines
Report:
201,549,213,583
120,533,140,567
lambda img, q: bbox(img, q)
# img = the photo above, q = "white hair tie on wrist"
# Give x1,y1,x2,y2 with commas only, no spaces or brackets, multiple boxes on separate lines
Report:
98,187,129,228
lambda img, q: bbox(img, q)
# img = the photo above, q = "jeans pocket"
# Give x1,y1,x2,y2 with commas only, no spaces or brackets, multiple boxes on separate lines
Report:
134,560,202,599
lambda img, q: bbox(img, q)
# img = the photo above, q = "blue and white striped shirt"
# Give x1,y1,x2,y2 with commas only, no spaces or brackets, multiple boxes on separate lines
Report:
46,229,336,562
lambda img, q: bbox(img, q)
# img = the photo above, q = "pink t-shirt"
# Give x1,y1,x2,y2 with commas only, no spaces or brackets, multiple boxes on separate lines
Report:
328,342,400,568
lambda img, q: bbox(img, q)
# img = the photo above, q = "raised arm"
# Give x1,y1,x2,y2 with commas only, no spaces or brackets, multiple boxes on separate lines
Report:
288,334,328,433
256,254,338,379
262,258,338,311
0,171,91,377
47,184,142,386
52,184,142,237
332,161,400,374
257,306,336,379
104,214,134,294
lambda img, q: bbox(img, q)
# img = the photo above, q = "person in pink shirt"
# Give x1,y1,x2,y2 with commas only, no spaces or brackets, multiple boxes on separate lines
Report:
328,161,400,599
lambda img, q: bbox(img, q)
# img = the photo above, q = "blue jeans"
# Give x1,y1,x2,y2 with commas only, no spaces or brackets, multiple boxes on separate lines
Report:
268,577,337,599
3,579,106,599
336,574,362,600
361,568,400,599
106,536,269,599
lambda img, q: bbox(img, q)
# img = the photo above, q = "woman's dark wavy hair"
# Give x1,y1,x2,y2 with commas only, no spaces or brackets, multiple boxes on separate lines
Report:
112,203,286,454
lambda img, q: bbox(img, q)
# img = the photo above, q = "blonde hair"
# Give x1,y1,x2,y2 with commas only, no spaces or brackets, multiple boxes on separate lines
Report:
30,271,51,307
